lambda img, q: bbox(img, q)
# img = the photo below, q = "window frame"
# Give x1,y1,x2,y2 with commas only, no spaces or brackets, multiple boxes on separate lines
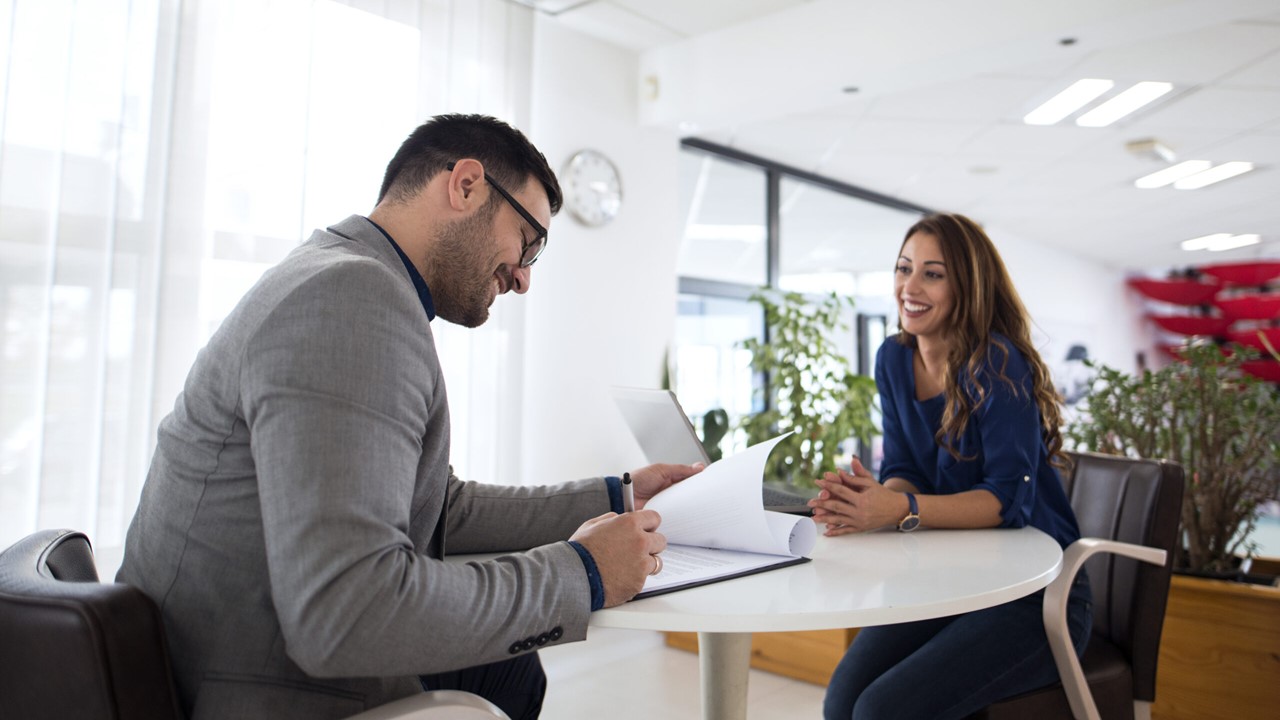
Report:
676,138,934,468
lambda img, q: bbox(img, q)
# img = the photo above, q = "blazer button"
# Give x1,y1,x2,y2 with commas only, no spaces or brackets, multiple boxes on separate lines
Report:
549,626,563,641
521,638,537,651
508,642,522,655
536,633,550,646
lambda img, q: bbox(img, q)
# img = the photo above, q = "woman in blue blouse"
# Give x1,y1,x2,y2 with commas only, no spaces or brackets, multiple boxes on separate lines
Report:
811,213,1092,720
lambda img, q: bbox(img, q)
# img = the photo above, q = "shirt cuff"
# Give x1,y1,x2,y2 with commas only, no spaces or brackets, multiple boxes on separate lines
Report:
605,475,624,514
568,540,605,611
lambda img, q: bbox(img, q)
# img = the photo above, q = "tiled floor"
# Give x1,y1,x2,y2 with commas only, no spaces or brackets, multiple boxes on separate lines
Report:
540,627,826,719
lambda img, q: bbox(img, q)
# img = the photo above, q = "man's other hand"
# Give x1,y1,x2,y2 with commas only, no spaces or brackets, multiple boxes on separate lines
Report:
569,510,666,608
628,462,703,509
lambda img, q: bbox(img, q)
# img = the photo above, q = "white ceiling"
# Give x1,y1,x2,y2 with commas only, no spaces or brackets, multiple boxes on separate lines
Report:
531,0,1280,273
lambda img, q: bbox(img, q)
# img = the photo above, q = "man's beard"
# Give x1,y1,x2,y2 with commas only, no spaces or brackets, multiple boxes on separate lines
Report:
428,204,510,328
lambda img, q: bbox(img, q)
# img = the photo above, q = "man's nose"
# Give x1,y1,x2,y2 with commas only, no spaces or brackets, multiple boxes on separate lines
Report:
511,265,532,294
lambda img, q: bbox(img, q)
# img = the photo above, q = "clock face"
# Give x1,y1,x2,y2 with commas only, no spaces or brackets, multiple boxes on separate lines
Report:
563,149,622,227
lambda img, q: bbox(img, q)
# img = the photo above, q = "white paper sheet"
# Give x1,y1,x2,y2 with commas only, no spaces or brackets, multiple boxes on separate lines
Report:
638,433,816,596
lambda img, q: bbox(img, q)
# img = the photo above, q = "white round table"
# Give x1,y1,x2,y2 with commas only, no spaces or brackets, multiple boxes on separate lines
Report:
591,526,1063,720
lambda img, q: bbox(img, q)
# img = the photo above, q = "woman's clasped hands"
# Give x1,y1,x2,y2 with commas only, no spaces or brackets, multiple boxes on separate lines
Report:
808,458,912,536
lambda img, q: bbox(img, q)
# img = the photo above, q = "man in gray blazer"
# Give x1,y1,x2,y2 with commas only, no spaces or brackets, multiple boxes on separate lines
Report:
117,114,698,720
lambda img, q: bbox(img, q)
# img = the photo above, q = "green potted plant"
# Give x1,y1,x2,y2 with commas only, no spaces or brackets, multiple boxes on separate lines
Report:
1065,342,1280,575
739,290,879,491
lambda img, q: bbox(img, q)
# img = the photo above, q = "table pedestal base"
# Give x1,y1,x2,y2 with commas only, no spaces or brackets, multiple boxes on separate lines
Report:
698,632,752,720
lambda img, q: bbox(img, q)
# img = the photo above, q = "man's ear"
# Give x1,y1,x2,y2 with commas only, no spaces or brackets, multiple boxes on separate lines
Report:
447,158,486,211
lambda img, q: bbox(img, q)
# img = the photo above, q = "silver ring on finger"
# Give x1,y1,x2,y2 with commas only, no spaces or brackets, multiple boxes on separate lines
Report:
649,553,663,576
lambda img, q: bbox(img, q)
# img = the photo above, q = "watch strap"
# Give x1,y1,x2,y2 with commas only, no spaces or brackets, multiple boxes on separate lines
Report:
897,492,920,532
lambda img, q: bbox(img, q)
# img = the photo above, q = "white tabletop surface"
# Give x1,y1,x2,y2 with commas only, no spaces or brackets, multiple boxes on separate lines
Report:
590,526,1063,634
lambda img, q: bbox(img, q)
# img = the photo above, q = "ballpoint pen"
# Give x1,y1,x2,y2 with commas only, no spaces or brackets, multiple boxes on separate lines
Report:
622,472,635,513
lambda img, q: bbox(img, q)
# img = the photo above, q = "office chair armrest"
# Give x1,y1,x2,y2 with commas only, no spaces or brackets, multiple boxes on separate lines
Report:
1044,538,1167,720
343,690,510,720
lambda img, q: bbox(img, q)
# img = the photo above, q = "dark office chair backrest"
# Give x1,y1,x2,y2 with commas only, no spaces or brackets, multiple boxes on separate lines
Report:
0,529,185,720
973,450,1184,720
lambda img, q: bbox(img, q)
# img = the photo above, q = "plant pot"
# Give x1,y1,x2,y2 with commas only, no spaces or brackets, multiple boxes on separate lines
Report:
1152,573,1280,720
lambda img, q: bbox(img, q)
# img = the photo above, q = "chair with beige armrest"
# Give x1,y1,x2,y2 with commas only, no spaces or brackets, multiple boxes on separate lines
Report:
0,529,508,720
970,451,1184,720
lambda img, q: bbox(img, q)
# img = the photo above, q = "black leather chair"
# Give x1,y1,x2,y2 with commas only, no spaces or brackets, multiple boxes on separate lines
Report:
971,450,1184,720
0,529,508,720
0,528,184,720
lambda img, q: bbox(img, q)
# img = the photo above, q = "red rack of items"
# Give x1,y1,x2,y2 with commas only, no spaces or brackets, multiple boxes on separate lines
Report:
1241,360,1280,383
1128,278,1222,305
1147,315,1233,337
1198,261,1280,287
1226,327,1280,352
1213,294,1280,321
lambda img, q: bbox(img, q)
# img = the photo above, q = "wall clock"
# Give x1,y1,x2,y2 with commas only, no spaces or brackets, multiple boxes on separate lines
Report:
562,149,622,227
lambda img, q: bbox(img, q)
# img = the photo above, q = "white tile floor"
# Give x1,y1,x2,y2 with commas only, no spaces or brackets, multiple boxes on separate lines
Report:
540,627,826,719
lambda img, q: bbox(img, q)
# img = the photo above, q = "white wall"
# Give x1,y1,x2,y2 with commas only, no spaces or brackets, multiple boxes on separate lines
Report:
521,18,682,483
988,222,1151,375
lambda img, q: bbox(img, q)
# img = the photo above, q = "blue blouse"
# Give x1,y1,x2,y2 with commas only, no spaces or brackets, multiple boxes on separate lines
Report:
875,334,1081,549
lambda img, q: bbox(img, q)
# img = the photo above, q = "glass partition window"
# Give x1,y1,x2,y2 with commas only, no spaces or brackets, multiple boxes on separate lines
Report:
778,177,922,314
674,142,931,469
677,152,768,286
673,294,763,456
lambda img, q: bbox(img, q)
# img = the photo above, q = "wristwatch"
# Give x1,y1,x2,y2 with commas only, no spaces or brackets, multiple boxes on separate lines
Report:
897,492,921,532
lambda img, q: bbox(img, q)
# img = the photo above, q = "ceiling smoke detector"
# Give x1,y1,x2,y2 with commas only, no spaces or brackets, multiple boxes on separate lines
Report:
1126,138,1177,163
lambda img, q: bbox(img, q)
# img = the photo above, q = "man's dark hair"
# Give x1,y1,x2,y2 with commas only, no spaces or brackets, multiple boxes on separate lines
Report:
378,114,562,215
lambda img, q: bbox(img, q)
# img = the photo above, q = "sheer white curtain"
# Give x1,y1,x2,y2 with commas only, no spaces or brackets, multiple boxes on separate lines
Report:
0,0,534,566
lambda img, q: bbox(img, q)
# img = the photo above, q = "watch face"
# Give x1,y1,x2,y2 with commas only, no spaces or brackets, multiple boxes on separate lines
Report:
563,149,622,227
899,516,921,532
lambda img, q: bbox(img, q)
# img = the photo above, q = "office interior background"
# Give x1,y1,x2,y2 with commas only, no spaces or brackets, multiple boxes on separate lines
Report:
3,0,1280,635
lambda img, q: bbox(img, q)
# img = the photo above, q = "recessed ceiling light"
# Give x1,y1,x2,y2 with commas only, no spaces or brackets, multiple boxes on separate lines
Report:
1023,79,1113,125
1076,81,1173,127
1181,233,1261,252
1173,161,1255,189
1135,160,1211,189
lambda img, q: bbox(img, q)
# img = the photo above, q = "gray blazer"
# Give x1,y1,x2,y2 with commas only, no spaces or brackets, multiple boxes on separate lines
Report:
118,215,608,720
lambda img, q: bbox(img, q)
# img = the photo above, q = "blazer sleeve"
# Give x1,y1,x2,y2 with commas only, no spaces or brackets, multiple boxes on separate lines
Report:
443,472,611,554
241,259,593,678
969,348,1041,528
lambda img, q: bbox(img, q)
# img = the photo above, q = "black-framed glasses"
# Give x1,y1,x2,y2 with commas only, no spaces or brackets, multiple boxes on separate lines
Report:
447,161,548,267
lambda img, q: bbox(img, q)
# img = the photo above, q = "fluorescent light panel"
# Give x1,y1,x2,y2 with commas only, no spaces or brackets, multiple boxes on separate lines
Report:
1023,79,1113,125
1076,81,1173,127
1181,233,1261,252
1210,233,1261,251
1135,160,1211,189
1174,161,1254,189
1180,233,1232,251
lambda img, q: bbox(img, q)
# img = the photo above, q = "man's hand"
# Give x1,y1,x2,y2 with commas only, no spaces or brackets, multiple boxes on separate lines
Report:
627,462,704,509
569,510,667,607
808,458,907,535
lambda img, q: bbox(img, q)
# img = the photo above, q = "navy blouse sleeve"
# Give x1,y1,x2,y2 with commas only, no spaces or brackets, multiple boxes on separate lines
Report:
969,344,1042,527
876,342,929,491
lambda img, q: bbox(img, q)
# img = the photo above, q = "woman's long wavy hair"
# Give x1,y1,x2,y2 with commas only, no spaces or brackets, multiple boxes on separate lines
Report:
895,213,1068,469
